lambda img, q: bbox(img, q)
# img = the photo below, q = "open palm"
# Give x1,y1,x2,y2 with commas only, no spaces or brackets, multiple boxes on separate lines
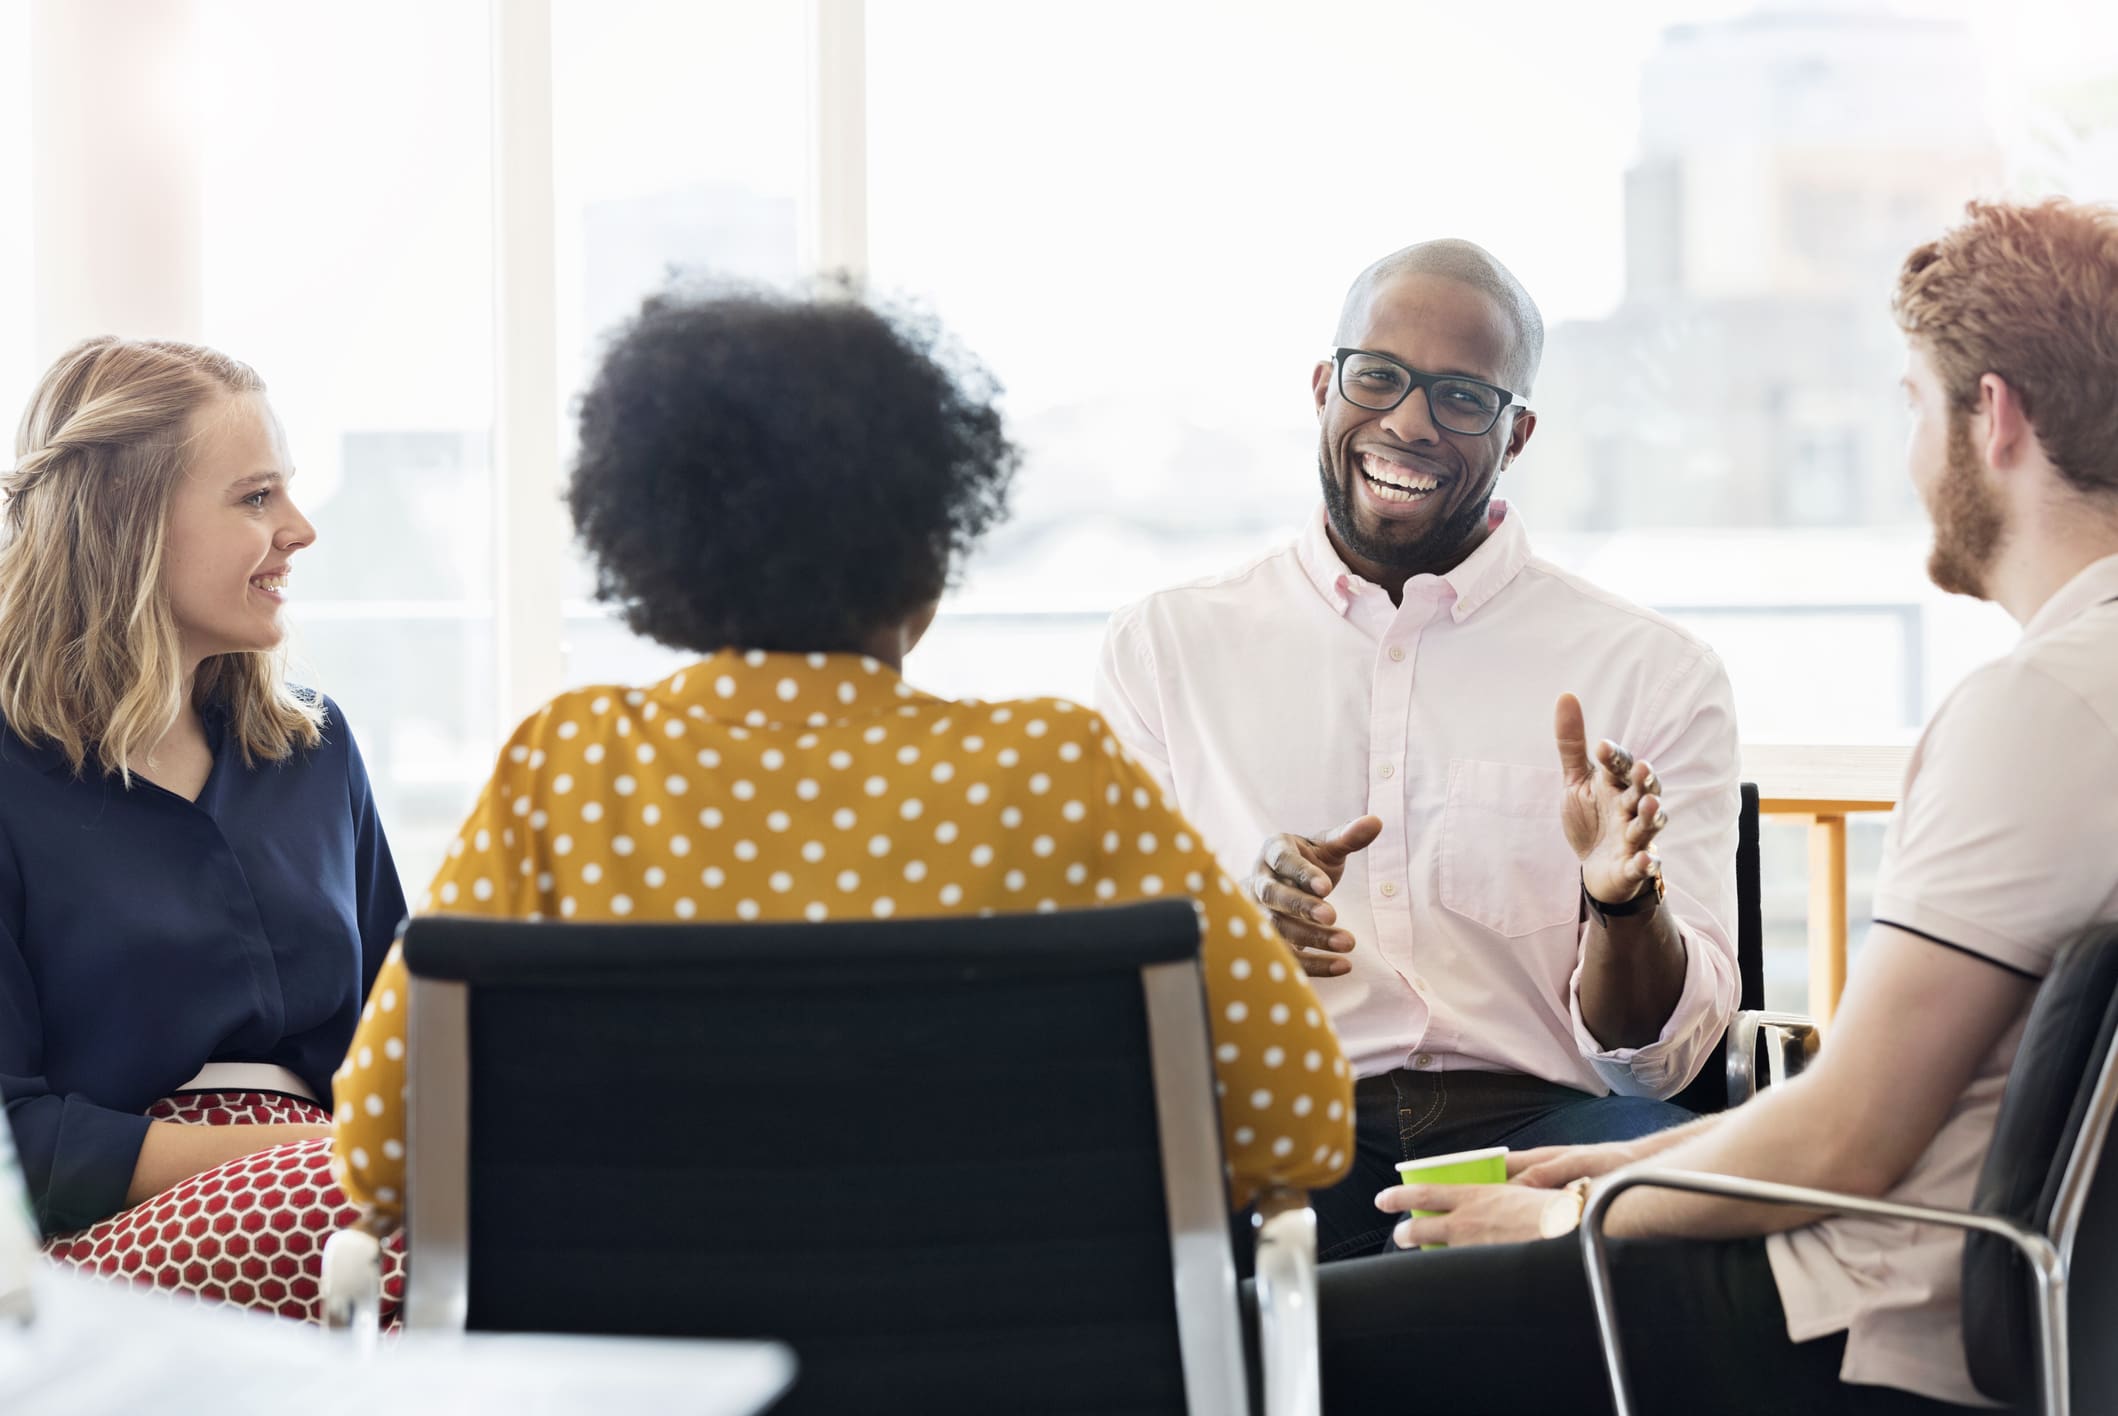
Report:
1554,692,1668,905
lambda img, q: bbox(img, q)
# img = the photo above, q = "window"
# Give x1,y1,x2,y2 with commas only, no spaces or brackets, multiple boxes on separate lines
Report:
865,0,2118,1002
16,2,498,888
549,0,808,691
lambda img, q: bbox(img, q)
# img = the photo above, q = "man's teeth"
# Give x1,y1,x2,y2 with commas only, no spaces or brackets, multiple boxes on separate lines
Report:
1361,453,1440,500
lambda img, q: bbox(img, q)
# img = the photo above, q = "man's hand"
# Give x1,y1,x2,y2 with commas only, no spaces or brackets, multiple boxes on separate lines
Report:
1374,1181,1552,1249
1506,1141,1643,1190
1243,816,1383,977
1554,692,1669,907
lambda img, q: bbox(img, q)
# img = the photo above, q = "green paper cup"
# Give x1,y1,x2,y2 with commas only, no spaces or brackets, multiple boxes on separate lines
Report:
1394,1145,1508,1250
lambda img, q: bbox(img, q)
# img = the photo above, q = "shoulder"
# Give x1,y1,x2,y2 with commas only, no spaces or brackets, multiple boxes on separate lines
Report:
1929,645,2118,758
1514,557,1718,660
1106,541,1305,645
1511,558,1727,700
2006,606,2118,736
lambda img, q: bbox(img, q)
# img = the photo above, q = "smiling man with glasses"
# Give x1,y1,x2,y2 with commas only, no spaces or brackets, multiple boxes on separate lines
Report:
1096,239,1743,1261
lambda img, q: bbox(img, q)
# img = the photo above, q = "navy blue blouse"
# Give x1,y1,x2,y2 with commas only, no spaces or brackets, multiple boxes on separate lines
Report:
0,696,406,1235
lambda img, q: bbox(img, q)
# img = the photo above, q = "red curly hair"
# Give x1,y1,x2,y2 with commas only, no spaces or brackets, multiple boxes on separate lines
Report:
1893,197,2118,496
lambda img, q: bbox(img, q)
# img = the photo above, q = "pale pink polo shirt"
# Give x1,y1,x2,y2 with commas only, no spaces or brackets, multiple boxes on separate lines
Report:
1768,554,2118,1407
1097,502,1742,1098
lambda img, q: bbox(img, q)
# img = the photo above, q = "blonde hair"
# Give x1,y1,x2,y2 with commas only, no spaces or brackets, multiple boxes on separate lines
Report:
0,336,323,780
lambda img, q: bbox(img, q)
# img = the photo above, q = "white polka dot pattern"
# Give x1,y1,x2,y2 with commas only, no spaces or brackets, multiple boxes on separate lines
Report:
335,650,1352,1215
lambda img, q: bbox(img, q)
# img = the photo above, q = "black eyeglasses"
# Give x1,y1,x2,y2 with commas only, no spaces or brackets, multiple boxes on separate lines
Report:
1329,348,1527,436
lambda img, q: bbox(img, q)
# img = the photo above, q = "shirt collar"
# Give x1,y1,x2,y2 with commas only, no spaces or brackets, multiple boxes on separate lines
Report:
2022,553,2118,642
1295,499,1533,623
653,648,943,729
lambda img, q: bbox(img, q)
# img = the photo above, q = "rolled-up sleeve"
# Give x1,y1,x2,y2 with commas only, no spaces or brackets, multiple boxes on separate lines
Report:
0,844,152,1237
1567,648,1743,1098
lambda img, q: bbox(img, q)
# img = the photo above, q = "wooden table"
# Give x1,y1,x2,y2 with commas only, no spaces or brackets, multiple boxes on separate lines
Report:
1740,744,1911,1030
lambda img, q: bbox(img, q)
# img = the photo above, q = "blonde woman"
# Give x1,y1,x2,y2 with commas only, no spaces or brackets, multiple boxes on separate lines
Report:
0,337,407,1320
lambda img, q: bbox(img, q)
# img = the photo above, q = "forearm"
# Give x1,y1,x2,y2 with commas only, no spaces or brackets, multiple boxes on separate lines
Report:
1601,1075,1858,1240
125,1121,329,1207
1577,903,1688,1048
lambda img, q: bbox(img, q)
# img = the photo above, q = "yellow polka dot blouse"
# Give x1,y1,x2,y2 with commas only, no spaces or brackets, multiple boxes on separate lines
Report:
333,650,1351,1215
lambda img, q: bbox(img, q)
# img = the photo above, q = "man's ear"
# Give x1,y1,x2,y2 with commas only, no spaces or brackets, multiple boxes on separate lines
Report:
1978,372,2036,476
1501,409,1538,468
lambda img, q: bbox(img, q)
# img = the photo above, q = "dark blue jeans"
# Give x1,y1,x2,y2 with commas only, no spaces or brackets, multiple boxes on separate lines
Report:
1309,1067,1694,1261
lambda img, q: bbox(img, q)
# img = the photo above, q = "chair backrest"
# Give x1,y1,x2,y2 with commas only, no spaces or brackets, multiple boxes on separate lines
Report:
1964,922,2118,1407
397,900,1248,1416
1669,782,1765,1115
0,1090,36,1321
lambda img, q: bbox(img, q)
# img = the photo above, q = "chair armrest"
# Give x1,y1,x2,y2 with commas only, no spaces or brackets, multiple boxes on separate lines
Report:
1577,1168,2067,1416
1251,1187,1320,1416
1724,1010,1820,1107
321,1206,400,1350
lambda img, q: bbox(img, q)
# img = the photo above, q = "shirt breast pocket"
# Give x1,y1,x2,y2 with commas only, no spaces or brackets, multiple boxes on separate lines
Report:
1438,759,1580,938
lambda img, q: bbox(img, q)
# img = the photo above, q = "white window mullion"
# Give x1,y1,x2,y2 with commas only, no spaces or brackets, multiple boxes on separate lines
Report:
490,0,567,738
802,0,868,281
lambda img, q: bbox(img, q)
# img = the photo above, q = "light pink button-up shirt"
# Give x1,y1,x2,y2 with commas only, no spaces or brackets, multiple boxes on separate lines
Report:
1097,503,1741,1097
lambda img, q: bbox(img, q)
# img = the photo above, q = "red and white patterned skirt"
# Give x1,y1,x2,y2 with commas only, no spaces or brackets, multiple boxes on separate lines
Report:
41,1090,405,1325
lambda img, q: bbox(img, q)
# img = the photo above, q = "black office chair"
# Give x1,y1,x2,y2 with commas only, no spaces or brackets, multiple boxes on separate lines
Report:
1583,921,2118,1415
361,901,1319,1416
1669,782,1817,1115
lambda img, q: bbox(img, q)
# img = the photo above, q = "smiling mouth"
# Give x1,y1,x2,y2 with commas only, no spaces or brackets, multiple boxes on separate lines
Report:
1359,451,1446,503
250,572,288,595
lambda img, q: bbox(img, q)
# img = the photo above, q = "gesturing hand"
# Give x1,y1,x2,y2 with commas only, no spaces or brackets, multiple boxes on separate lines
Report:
1554,692,1669,907
1243,816,1383,977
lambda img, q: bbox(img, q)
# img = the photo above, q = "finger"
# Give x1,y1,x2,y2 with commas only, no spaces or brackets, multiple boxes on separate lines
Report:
1599,741,1636,788
1391,1217,1430,1249
1373,1184,1418,1215
1314,815,1383,866
1623,796,1666,849
1268,913,1352,952
1511,1159,1577,1189
1261,836,1330,895
1271,914,1356,957
1296,949,1353,979
1553,693,1591,784
1618,851,1662,885
1253,875,1338,929
1504,1146,1573,1180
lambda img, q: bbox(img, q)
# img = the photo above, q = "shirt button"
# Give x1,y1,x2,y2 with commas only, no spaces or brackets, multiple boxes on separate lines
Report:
1377,763,1395,780
1379,881,1398,899
1388,646,1406,662
1413,1054,1433,1069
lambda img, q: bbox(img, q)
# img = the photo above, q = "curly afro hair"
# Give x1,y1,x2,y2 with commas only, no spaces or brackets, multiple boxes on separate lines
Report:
567,286,1019,655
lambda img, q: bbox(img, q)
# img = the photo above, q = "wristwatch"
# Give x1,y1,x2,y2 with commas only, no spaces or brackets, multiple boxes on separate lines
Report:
1582,869,1664,924
1538,1177,1595,1239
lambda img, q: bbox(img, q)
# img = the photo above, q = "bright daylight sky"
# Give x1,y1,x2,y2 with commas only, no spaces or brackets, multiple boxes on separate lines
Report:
0,0,2111,470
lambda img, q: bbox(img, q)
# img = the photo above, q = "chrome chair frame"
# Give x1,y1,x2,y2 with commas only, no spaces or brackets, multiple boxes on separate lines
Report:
1579,1017,2118,1416
1723,1009,1819,1107
344,915,1319,1416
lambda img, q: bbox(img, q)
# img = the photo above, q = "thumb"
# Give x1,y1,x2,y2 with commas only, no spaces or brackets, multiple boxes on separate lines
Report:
1316,815,1383,865
1553,692,1591,785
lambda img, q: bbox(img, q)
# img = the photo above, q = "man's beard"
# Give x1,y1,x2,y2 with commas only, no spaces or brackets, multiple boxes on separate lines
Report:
1925,416,2007,598
1318,452,1492,578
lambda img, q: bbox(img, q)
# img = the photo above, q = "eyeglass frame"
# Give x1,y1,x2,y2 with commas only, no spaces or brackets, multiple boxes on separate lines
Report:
1327,347,1530,436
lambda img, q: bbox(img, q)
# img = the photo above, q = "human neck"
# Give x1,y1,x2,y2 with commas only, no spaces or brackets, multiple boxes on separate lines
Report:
1986,503,2118,626
855,624,914,672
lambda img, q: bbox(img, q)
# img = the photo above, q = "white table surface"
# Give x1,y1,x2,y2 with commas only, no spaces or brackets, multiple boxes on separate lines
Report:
0,1269,795,1415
